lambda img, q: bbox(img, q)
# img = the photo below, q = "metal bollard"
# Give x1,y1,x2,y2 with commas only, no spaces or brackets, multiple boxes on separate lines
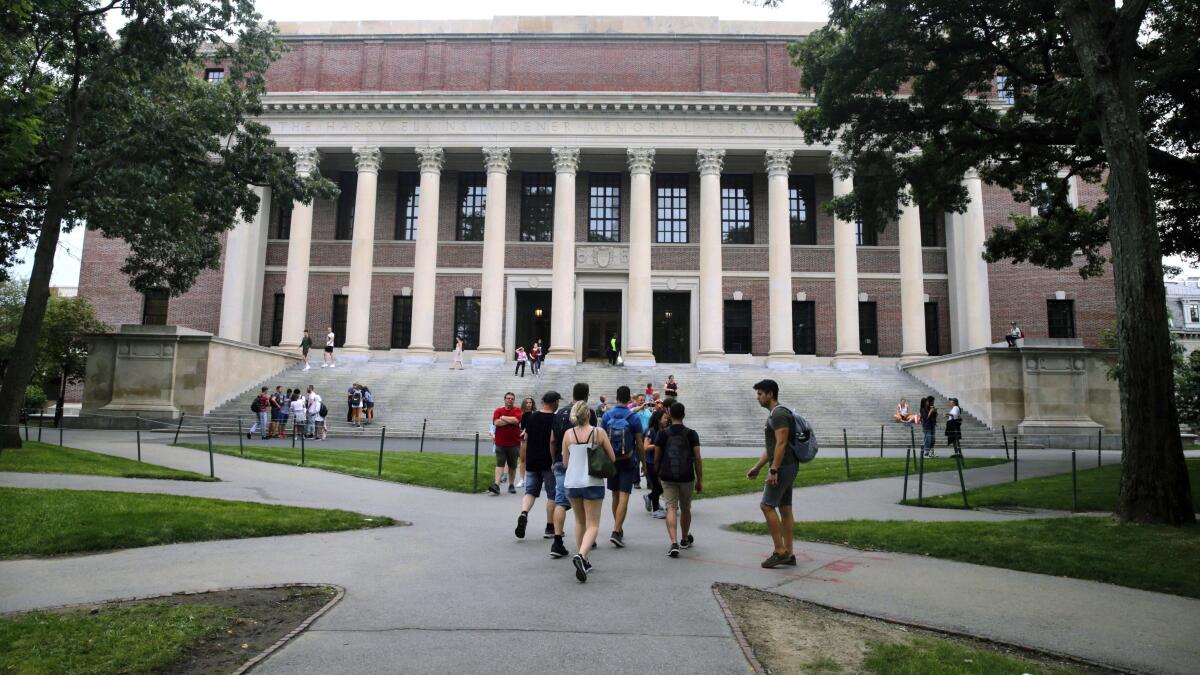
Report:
292,425,296,449
37,418,42,442
1002,425,1010,460
909,426,915,462
880,425,884,459
300,430,305,466
1097,428,1103,468
1072,450,1078,512
419,418,427,453
238,417,244,456
206,425,215,478
473,432,480,492
917,444,925,503
954,452,969,509
136,417,142,462
58,424,64,447
842,429,851,479
378,426,386,477
902,444,911,502
173,413,185,445
1013,436,1019,482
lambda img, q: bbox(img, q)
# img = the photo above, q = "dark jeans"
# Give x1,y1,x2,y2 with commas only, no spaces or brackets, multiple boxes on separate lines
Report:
646,462,663,509
514,360,526,376
1005,335,1018,347
608,351,617,365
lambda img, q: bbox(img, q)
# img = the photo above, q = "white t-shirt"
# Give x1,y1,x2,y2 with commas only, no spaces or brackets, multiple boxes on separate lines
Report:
326,332,335,347
290,399,306,420
948,405,961,421
307,393,321,416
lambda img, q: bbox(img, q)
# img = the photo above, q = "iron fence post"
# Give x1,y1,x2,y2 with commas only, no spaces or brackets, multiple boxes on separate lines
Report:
880,425,884,459
173,412,185,445
1002,425,1009,460
1072,450,1078,512
206,425,214,478
237,416,244,456
300,430,305,465
136,417,142,462
473,432,480,492
842,429,851,479
420,418,427,453
378,426,386,477
917,444,925,503
1013,436,1019,482
1097,428,1102,468
902,444,911,502
955,452,969,509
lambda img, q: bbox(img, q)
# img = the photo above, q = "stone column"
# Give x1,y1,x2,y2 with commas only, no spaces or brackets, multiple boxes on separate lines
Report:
474,147,511,364
961,168,993,350
765,149,797,369
244,186,271,345
545,147,580,364
279,147,319,350
404,146,444,363
898,186,928,364
831,168,866,369
219,185,270,343
623,148,656,367
343,146,381,352
696,148,727,369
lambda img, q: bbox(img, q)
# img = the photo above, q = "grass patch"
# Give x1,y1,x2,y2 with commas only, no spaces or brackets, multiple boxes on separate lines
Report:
728,517,1200,598
0,441,214,481
913,459,1200,512
0,487,394,557
183,443,1004,498
864,637,1078,674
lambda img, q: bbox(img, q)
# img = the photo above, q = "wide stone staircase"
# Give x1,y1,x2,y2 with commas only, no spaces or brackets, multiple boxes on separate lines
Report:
199,357,1017,449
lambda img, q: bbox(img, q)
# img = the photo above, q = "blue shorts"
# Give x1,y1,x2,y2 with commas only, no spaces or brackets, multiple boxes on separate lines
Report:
524,469,556,499
552,462,571,510
606,460,638,493
566,485,606,501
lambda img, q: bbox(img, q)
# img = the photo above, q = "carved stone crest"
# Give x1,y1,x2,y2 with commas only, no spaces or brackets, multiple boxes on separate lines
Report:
576,245,629,270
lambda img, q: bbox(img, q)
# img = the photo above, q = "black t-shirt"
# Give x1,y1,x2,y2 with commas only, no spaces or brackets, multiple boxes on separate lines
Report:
522,411,556,472
654,424,700,459
552,404,597,464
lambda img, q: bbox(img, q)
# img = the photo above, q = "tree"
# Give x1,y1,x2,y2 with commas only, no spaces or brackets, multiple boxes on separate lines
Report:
0,1,338,448
788,0,1196,524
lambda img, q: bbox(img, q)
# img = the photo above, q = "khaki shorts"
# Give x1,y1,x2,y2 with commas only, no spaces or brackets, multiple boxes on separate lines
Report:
661,480,694,512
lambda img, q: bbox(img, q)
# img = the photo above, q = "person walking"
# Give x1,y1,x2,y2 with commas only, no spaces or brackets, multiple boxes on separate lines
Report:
516,396,535,488
450,335,466,370
654,401,702,558
490,392,523,495
300,330,313,371
607,334,619,366
514,346,528,377
664,375,679,400
247,387,270,440
920,396,938,458
747,379,800,569
323,326,336,368
632,393,652,489
549,383,596,559
362,386,374,425
535,339,545,372
642,409,668,518
600,386,644,548
515,391,560,541
529,341,541,375
562,400,617,582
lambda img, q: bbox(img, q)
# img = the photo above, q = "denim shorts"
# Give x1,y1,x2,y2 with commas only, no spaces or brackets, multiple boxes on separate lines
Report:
606,460,638,494
761,461,799,508
524,469,556,499
566,485,606,501
552,462,571,510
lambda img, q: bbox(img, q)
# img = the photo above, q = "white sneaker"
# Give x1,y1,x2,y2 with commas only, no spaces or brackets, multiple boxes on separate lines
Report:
515,480,524,488
330,364,336,368
321,364,327,368
303,365,310,371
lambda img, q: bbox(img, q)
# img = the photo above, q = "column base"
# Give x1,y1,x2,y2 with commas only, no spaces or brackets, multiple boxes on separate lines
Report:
278,342,301,352
471,348,504,366
897,352,929,367
340,344,371,354
402,348,437,364
831,352,868,370
622,350,656,368
543,347,577,366
766,352,802,370
695,352,728,370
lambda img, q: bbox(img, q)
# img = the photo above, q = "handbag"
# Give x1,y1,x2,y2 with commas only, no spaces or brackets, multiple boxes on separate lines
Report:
585,428,616,479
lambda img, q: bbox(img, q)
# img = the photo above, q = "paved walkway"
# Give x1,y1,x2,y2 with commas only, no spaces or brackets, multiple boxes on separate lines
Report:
2,432,1197,674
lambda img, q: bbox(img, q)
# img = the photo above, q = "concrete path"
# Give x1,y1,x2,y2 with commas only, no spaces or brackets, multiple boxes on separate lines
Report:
2,432,1197,674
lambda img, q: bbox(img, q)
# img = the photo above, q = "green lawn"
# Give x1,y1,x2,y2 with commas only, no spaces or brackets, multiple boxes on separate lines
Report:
0,441,214,481
0,602,234,675
181,443,1004,498
0,488,394,557
914,458,1200,512
728,517,1200,598
864,638,1079,675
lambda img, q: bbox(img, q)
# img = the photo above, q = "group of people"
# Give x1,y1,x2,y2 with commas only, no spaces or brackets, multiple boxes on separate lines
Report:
487,375,803,583
297,328,337,372
247,385,328,441
513,340,544,377
894,395,963,457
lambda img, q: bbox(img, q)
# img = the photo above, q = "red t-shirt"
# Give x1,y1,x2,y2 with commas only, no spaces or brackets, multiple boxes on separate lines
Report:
493,406,523,447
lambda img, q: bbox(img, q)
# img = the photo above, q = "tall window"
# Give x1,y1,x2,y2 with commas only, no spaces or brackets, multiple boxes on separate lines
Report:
1047,299,1076,338
919,207,944,247
271,294,285,346
792,301,816,354
996,75,1015,104
724,300,752,354
453,297,481,350
395,172,419,241
720,175,753,244
331,295,348,347
457,172,487,241
588,173,621,242
204,68,225,84
856,220,879,246
789,176,816,245
391,296,413,349
141,289,169,325
335,172,357,240
924,302,940,356
520,172,555,242
655,174,689,243
273,204,292,239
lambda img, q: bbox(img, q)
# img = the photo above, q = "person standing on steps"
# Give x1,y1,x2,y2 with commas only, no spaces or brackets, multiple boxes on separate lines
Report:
349,384,364,428
600,385,644,548
664,374,679,400
451,335,466,370
529,341,541,376
289,390,307,439
323,325,336,368
300,330,313,371
920,396,938,458
654,401,702,558
490,392,523,495
515,391,560,541
305,385,321,439
514,346,528,377
748,379,799,569
562,400,617,583
607,334,619,365
248,387,270,440
549,382,596,559
362,386,374,425
268,385,284,438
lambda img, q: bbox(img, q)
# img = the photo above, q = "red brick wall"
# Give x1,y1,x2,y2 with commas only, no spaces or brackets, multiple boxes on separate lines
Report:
369,274,415,349
790,279,837,356
434,274,483,350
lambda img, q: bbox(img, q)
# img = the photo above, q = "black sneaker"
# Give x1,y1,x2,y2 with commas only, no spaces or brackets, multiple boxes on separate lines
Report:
668,543,680,558
246,432,252,439
610,531,625,548
572,554,588,582
508,484,517,494
515,513,527,539
761,552,786,569
488,483,500,495
543,524,555,539
643,494,653,512
549,537,568,559
680,533,694,549
782,554,797,566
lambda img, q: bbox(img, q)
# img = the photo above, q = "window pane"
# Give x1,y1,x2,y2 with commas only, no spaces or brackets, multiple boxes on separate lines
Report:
335,172,357,240
792,301,816,354
274,205,292,239
724,300,752,354
331,295,348,347
271,294,285,346
391,296,413,348
204,68,225,84
720,175,753,244
788,176,816,245
655,174,689,243
588,173,621,242
1047,300,1076,338
520,172,555,242
395,172,420,241
457,172,487,241
919,207,944,247
142,289,169,326
454,297,482,350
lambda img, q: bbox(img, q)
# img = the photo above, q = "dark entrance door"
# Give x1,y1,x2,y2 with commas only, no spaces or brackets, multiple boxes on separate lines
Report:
924,302,940,356
514,290,552,355
858,302,878,356
582,290,622,362
653,291,690,363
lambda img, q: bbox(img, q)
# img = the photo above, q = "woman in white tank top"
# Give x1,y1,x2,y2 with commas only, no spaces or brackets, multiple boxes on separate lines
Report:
561,400,615,583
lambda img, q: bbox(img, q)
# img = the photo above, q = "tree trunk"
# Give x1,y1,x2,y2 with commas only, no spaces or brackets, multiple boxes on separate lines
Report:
1062,2,1194,524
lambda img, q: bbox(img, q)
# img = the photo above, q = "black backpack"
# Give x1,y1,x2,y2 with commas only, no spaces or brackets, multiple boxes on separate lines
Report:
319,402,328,418
250,397,262,413
658,425,695,483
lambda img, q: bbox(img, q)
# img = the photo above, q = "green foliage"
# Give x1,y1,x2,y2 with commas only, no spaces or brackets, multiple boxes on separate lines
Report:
864,638,1078,675
22,384,44,408
0,441,215,481
1177,350,1200,428
0,277,109,394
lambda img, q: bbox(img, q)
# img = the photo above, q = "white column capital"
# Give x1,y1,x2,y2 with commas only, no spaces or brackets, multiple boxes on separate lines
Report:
483,147,512,174
551,146,581,174
352,146,382,174
416,146,445,174
626,148,656,175
963,166,982,182
291,147,320,177
764,149,794,177
696,148,726,176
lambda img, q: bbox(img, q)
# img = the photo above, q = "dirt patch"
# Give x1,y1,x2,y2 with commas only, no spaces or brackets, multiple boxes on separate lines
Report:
714,583,1118,674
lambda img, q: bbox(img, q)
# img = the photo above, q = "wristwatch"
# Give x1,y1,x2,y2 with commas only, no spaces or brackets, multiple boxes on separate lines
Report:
768,467,779,476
